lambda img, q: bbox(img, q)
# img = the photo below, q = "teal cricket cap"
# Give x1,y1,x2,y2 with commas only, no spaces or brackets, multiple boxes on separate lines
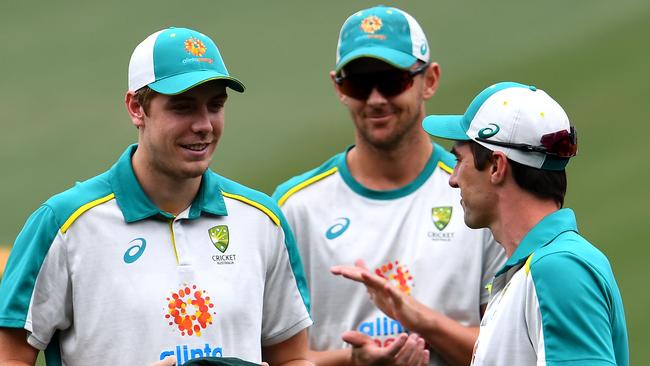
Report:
422,82,576,171
335,5,430,72
128,27,245,95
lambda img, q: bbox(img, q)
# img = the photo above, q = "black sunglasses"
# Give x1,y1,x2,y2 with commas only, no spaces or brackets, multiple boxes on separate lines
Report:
475,126,578,158
335,63,430,100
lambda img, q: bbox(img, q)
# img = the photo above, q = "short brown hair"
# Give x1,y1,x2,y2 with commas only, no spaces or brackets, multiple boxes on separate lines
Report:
133,86,159,116
465,141,567,207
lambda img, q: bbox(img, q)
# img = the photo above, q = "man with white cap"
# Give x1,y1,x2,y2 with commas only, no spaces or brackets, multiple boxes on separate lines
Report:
0,27,312,365
420,81,629,365
273,6,505,366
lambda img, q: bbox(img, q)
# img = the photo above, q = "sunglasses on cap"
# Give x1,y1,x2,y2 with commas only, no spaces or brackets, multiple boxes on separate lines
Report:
475,126,578,158
335,63,430,100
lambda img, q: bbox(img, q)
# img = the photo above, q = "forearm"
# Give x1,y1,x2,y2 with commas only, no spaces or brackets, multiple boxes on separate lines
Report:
306,348,350,366
410,309,478,366
0,328,38,366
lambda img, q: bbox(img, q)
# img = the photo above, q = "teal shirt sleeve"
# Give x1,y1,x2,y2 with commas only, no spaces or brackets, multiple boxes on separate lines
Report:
0,205,61,328
530,249,629,366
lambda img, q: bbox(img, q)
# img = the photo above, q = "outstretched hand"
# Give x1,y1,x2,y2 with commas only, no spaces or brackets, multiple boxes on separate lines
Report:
331,260,430,332
343,331,429,366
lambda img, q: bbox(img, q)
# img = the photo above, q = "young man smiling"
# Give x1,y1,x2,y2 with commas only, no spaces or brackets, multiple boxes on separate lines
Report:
421,81,629,365
0,27,312,365
273,6,505,366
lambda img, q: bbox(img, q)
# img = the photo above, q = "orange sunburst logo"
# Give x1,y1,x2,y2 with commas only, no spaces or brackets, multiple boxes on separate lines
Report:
360,16,382,34
184,37,207,56
375,260,414,295
165,284,215,337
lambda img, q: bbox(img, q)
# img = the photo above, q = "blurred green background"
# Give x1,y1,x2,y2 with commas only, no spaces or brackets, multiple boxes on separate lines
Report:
1,0,648,364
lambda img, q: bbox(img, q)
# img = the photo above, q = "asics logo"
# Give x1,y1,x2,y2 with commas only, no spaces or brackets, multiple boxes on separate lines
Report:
124,238,146,264
325,217,350,240
478,123,500,138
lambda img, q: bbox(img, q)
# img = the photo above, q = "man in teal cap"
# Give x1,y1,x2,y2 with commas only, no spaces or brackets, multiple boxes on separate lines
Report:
0,27,312,365
273,6,505,366
420,82,628,365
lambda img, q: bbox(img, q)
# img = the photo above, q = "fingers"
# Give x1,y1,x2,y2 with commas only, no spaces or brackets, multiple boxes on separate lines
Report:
150,356,177,366
330,265,365,282
394,334,428,366
381,333,408,357
341,330,373,348
419,349,430,366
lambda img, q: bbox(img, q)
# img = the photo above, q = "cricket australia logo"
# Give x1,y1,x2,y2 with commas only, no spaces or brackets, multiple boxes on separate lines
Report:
428,206,455,242
209,225,229,253
432,206,452,231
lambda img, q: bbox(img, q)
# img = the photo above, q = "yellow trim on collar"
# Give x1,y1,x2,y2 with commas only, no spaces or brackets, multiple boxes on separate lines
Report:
278,167,338,207
61,193,116,233
524,253,535,275
437,161,453,174
221,191,280,226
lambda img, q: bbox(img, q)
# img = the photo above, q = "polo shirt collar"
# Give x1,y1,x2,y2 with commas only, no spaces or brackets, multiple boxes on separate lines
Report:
496,208,579,276
109,144,228,222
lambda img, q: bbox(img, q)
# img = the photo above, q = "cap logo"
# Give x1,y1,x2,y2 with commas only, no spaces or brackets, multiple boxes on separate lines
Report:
478,123,500,139
420,43,427,55
360,16,383,34
184,37,207,57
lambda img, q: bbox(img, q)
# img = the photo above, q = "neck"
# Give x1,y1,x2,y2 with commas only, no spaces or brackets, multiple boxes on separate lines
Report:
490,190,560,257
347,129,433,191
131,151,202,216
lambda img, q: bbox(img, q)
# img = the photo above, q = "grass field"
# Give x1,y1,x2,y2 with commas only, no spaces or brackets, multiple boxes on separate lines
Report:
1,0,648,364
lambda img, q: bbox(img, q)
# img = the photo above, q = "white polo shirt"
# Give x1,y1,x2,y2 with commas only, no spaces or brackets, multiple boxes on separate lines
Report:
0,145,312,365
471,209,628,366
273,144,505,365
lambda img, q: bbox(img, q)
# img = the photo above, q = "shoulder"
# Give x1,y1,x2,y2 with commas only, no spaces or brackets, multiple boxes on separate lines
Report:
433,143,456,175
528,232,616,301
272,152,343,207
42,170,114,232
210,171,284,227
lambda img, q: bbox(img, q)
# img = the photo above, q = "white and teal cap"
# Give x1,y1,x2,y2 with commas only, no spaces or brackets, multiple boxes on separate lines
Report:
128,27,245,95
335,5,430,72
423,82,575,170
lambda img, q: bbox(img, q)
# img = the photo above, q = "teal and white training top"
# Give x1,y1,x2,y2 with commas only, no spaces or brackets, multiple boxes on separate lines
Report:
471,208,628,366
0,145,312,365
273,144,506,366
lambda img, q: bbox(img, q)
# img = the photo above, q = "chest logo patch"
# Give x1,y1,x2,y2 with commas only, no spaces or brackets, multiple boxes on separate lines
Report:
124,238,146,264
209,225,229,253
165,284,216,337
432,206,453,231
325,217,350,240
375,260,414,295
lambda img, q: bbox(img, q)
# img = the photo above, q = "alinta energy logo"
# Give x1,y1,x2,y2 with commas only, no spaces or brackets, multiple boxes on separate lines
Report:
360,15,383,34
182,37,213,65
184,37,206,56
374,260,414,295
164,284,216,337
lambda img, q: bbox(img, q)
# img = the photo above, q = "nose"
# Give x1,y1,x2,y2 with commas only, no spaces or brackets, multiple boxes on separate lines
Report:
366,86,388,105
191,106,213,135
449,168,459,188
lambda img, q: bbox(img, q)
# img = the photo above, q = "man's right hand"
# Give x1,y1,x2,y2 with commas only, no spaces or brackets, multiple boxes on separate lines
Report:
343,331,429,366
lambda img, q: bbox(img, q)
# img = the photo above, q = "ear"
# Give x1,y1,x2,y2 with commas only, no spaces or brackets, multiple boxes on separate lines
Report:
125,91,145,128
489,151,509,185
330,70,348,104
422,62,441,100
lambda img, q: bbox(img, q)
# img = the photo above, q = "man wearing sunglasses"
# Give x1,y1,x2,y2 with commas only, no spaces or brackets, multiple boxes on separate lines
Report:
273,5,505,366
419,82,629,365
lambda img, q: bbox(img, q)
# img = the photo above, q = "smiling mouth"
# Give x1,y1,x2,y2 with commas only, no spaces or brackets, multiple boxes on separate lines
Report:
181,143,210,151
